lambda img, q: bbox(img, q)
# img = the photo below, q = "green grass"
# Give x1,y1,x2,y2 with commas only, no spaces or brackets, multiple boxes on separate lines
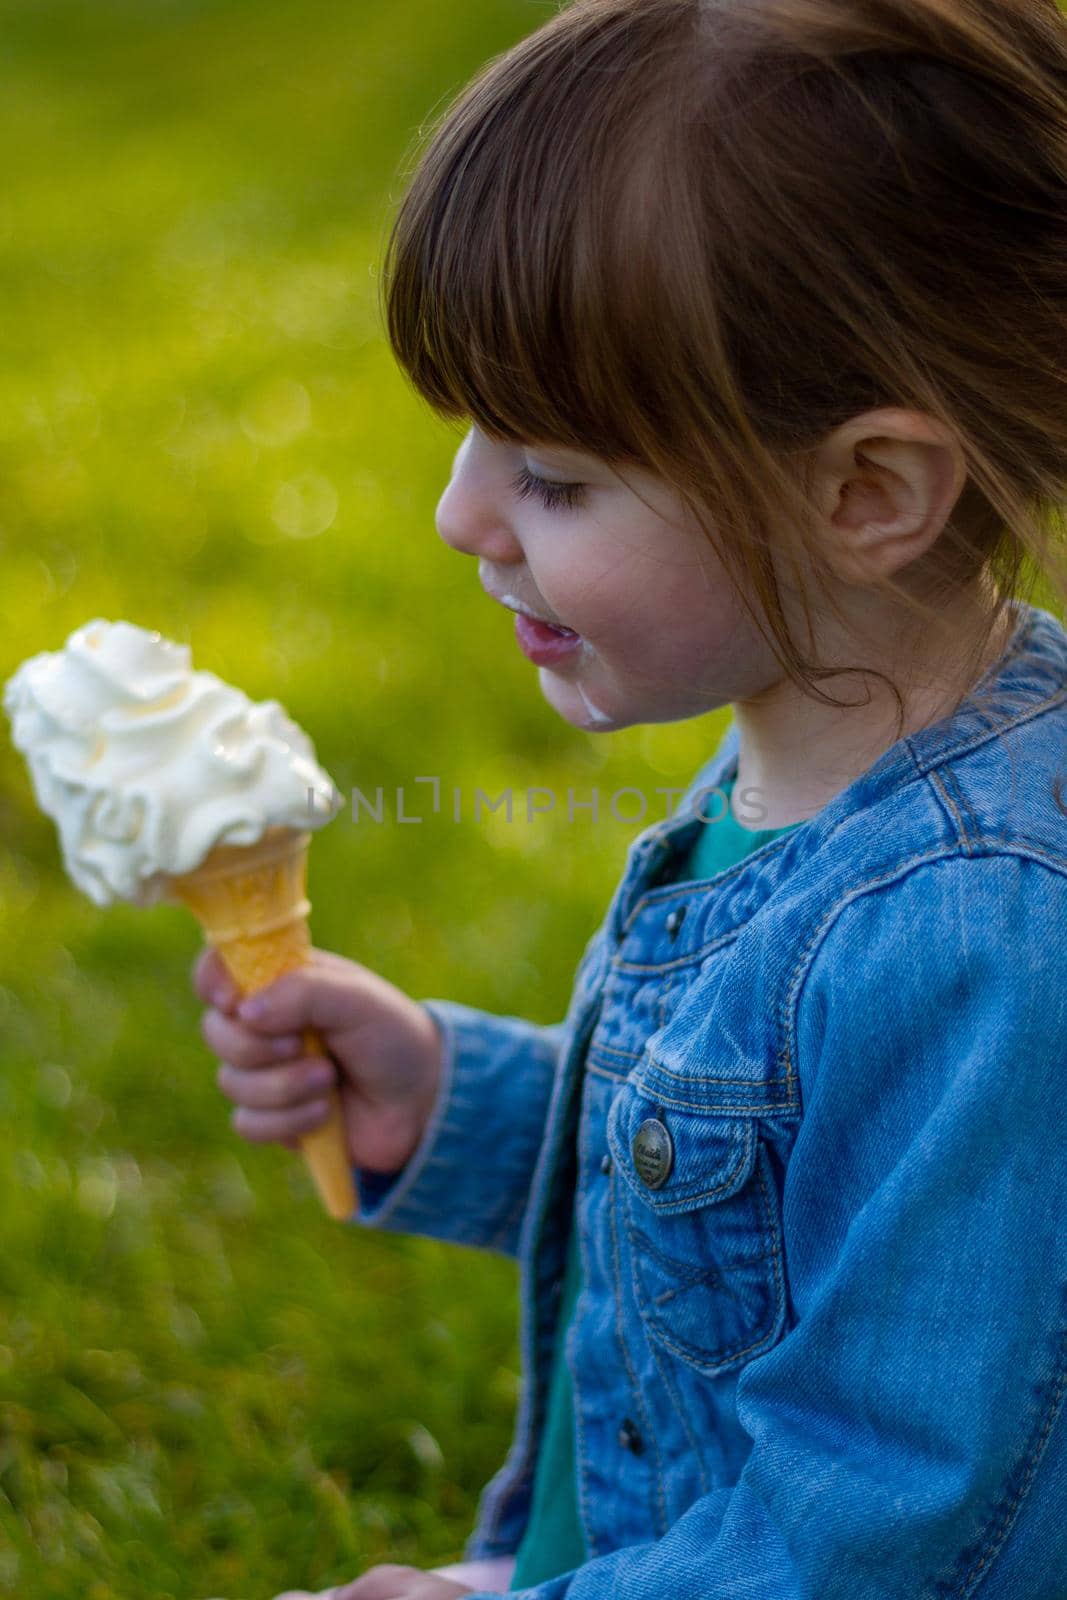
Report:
0,4,733,1593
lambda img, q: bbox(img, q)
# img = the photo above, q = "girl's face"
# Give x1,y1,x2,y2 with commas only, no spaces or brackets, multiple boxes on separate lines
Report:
435,425,777,731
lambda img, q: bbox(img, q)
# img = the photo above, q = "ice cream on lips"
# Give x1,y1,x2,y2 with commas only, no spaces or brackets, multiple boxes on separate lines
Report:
3,618,340,908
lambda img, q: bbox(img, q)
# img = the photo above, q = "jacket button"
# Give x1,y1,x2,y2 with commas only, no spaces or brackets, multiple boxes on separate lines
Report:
632,1118,673,1189
617,1417,644,1454
665,906,686,937
599,1152,612,1175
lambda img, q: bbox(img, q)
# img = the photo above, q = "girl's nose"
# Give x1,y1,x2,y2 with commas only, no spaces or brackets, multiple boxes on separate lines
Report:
435,480,521,564
435,434,523,564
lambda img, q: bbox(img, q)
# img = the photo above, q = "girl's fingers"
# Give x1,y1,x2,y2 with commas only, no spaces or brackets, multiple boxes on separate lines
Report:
201,1006,304,1071
217,1058,337,1112
192,946,240,1012
232,1099,333,1145
269,1591,335,1599
269,1591,335,1598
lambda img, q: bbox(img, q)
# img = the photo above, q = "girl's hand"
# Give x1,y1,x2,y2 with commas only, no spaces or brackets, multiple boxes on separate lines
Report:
193,946,445,1177
272,1570,476,1600
331,1571,475,1599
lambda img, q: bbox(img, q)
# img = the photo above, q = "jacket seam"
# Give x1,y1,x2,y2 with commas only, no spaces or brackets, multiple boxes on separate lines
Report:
585,1057,632,1081
618,835,793,941
615,934,737,974
633,1087,801,1115
487,1181,534,1258
617,1130,754,1208
781,843,1067,1101
906,678,1067,778
940,1300,1067,1598
926,767,976,852
591,1038,642,1062
609,1161,670,1540
468,1036,574,1549
571,1085,600,1563
625,1147,786,1375
640,1300,714,1502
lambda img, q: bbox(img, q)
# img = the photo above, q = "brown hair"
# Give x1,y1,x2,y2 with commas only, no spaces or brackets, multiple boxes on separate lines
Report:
381,0,1067,737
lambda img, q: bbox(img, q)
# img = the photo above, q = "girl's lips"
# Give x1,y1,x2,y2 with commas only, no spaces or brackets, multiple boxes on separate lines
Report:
514,612,584,665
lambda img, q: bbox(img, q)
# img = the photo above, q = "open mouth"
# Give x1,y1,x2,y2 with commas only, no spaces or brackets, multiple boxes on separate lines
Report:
527,616,578,638
513,612,584,665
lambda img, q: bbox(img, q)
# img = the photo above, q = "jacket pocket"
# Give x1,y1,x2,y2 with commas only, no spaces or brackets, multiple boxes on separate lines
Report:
606,1079,786,1375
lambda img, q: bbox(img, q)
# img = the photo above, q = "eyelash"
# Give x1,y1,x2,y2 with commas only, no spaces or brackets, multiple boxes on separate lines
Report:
510,466,585,512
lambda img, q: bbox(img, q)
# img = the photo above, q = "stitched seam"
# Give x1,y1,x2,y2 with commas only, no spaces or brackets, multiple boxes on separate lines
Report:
755,1150,786,1350
633,1086,800,1115
941,763,982,848
618,835,794,940
590,1041,642,1062
641,1300,713,1502
614,932,738,975
617,668,1062,953
779,849,961,1097
472,1031,586,1541
643,1059,796,1086
907,679,1067,777
585,1060,631,1082
780,844,969,1091
486,1182,533,1258
626,1204,781,1372
636,1237,777,1297
946,1318,1067,1598
609,1157,670,1538
780,844,1067,1092
622,1133,753,1207
899,611,1055,775
569,1314,593,1566
620,639,1061,965
942,836,1067,868
571,1099,596,1565
928,768,974,853
625,1134,785,1374
604,1043,806,1094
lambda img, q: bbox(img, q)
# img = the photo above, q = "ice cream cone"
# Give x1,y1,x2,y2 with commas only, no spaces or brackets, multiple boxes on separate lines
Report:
166,826,356,1220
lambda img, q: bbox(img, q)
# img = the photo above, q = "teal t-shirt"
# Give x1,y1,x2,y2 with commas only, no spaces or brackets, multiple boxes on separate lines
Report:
509,775,802,1589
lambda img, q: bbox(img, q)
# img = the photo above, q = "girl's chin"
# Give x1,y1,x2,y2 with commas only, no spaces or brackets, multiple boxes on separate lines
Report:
539,669,619,730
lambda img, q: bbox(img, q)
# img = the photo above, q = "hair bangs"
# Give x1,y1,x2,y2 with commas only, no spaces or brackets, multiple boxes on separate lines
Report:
381,1,693,464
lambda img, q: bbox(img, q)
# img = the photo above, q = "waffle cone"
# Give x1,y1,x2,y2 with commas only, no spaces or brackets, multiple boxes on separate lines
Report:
167,827,356,1220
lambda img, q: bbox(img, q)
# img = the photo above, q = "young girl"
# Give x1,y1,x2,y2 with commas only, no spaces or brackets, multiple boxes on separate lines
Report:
196,1,1067,1595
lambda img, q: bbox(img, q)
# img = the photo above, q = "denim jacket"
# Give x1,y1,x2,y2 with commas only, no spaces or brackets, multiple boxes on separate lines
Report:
353,599,1067,1599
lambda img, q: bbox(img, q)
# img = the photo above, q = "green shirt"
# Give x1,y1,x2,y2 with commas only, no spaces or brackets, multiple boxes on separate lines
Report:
509,777,801,1588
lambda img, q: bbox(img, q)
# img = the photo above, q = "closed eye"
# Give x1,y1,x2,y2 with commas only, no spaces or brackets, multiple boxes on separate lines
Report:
510,466,585,513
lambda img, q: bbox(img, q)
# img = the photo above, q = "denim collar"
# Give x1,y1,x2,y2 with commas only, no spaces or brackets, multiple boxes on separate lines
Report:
607,598,1066,945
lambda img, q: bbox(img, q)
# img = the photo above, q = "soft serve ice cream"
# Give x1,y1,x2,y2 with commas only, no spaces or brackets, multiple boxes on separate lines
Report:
5,618,355,1219
3,619,341,907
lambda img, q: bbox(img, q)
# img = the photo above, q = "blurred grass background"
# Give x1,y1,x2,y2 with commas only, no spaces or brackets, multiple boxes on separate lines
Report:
0,2,736,1595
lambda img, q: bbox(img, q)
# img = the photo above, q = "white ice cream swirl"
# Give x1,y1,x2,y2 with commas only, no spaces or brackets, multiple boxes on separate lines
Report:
3,618,341,907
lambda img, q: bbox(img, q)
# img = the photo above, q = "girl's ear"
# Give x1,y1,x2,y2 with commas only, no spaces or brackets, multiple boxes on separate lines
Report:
811,408,968,587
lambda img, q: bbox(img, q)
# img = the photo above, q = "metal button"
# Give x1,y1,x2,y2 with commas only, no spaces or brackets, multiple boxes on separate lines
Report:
664,906,686,937
617,1417,644,1454
632,1118,673,1189
599,1152,613,1175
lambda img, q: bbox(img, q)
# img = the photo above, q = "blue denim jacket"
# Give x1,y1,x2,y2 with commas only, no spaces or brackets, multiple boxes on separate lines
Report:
353,598,1067,1599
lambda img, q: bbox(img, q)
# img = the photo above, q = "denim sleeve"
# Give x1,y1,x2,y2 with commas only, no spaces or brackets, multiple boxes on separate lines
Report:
349,999,564,1259
460,851,1067,1599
